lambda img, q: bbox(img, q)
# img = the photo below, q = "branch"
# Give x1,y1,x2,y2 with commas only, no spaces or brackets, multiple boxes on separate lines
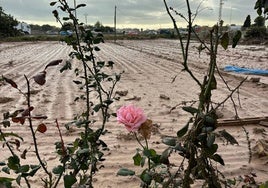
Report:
213,77,247,112
163,0,202,87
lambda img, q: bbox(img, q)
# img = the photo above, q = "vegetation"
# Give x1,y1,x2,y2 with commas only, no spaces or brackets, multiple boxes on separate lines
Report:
254,0,268,21
245,15,267,39
244,0,268,39
242,15,251,29
0,7,19,38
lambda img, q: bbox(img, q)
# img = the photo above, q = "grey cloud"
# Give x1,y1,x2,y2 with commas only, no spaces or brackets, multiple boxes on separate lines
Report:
0,0,259,28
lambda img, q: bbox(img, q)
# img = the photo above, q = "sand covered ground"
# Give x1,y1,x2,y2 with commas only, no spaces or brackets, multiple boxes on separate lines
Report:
0,39,268,187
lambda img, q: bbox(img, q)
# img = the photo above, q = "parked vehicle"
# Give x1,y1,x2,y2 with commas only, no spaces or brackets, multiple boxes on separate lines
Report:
59,30,73,36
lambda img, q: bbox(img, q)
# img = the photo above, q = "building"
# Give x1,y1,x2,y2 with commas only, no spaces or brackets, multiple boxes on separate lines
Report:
14,22,31,34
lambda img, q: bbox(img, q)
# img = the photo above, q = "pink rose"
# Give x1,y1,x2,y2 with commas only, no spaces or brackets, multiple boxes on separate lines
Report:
117,104,147,132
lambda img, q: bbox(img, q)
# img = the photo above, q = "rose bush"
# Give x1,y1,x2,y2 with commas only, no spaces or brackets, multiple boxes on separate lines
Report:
117,104,147,132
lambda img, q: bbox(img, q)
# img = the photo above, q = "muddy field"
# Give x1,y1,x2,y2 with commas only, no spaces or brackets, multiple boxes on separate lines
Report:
0,39,267,187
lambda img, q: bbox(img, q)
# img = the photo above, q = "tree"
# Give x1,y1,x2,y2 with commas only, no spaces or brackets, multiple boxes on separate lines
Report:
255,0,268,25
255,0,268,16
0,6,19,38
243,15,251,28
94,21,103,29
254,15,265,26
245,15,267,39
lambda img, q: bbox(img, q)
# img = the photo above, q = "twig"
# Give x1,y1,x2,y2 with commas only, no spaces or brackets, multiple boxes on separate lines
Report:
0,129,16,157
213,77,247,112
215,64,240,118
242,126,252,164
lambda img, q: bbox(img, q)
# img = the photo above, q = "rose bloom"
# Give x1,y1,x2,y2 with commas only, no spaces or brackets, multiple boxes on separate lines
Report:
117,104,147,132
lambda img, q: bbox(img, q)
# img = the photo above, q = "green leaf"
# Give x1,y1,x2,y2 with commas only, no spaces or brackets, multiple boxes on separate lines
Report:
2,167,10,174
205,144,218,156
254,0,261,9
218,129,238,145
0,177,14,188
7,155,20,171
138,156,145,167
107,61,114,68
143,149,157,158
207,133,215,148
63,17,70,21
77,148,90,155
160,148,171,165
97,61,105,68
93,104,102,112
177,122,189,138
204,115,216,127
94,46,101,51
16,175,21,186
162,137,176,146
52,165,64,175
76,3,86,9
64,175,77,188
133,153,142,166
52,10,59,19
257,8,262,15
73,80,82,85
2,120,10,128
19,165,29,173
103,99,113,105
182,106,199,115
212,154,225,165
220,32,229,50
21,165,40,177
117,168,135,176
60,60,72,73
0,162,6,166
210,75,217,90
232,30,241,48
50,2,57,6
140,170,152,185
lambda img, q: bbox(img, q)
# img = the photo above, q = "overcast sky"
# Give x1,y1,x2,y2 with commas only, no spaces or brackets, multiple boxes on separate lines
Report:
0,0,259,29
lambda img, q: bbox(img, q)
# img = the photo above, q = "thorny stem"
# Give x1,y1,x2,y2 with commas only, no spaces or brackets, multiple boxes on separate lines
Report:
24,75,52,180
57,2,117,185
164,157,186,187
164,0,247,187
163,0,202,87
58,0,91,140
242,126,252,164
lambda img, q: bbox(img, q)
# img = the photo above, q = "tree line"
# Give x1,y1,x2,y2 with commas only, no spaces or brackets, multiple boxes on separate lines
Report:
0,6,19,38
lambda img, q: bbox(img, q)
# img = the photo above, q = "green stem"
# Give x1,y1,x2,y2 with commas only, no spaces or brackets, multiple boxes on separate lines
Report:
134,132,145,150
145,138,151,171
24,177,31,188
